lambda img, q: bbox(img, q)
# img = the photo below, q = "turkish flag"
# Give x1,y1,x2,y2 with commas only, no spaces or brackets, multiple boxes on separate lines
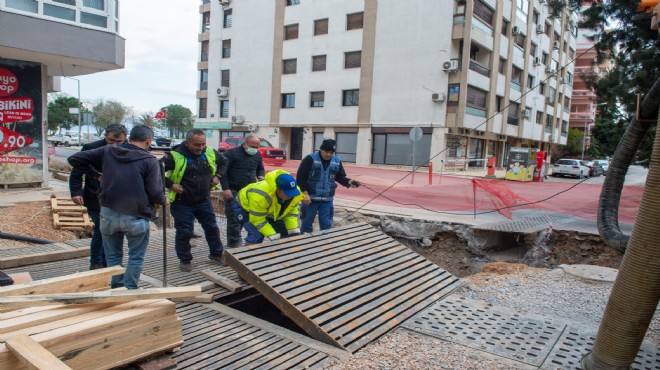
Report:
155,109,167,119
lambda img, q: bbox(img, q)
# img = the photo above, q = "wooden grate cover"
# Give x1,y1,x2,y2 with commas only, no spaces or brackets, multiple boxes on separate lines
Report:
224,223,461,352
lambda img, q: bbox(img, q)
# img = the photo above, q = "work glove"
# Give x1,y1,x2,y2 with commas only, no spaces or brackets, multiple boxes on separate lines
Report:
287,228,301,237
350,179,361,188
266,233,281,241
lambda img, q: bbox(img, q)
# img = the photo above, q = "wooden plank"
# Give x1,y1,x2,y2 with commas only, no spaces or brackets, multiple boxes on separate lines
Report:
0,266,123,297
0,303,118,334
0,287,202,309
0,249,90,269
200,269,243,292
5,334,72,370
170,293,214,303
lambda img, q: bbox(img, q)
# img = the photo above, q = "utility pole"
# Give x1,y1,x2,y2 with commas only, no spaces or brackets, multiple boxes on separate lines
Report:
65,77,82,144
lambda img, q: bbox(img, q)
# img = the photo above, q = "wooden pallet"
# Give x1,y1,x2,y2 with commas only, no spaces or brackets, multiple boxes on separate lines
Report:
50,195,94,231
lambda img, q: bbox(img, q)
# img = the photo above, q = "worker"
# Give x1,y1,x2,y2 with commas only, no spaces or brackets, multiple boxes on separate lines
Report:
162,129,228,272
296,139,360,233
69,124,127,270
220,134,265,248
233,169,304,244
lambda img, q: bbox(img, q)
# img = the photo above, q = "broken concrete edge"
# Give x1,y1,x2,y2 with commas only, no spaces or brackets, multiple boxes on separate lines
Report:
205,302,353,361
558,264,618,283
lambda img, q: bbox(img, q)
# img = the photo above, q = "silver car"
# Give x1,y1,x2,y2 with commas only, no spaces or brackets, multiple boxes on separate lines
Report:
593,159,610,174
552,159,590,178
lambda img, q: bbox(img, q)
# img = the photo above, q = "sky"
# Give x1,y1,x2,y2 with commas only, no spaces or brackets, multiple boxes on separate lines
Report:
57,1,200,116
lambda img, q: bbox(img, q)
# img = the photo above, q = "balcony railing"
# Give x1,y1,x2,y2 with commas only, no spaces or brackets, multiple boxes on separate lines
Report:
574,66,600,74
1,0,118,33
507,116,519,126
570,112,594,120
469,60,490,77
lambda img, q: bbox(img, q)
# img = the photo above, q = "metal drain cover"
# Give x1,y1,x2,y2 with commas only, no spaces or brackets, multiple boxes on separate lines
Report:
403,294,566,367
473,212,576,233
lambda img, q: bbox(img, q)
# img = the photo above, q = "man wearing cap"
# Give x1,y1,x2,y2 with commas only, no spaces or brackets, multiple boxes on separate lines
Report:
233,169,305,244
296,139,360,234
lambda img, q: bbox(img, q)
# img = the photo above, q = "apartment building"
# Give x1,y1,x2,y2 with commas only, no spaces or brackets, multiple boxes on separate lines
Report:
0,0,124,186
196,0,576,168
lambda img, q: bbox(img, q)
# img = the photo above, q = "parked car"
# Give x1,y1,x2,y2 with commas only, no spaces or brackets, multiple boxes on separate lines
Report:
552,159,590,178
47,133,80,147
218,136,286,165
592,159,609,174
584,161,605,177
150,136,172,150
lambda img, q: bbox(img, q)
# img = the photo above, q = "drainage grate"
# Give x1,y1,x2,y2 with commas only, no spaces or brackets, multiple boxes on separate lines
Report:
541,328,660,370
402,294,566,367
473,212,577,233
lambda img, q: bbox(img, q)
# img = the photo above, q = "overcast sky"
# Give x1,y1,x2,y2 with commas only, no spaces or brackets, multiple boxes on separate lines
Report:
57,0,199,116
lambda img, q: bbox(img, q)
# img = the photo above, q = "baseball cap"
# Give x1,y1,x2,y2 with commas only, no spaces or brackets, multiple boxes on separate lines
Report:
275,173,300,197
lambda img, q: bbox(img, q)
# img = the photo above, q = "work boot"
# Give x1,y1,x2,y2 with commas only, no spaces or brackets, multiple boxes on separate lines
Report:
180,261,192,272
209,254,226,266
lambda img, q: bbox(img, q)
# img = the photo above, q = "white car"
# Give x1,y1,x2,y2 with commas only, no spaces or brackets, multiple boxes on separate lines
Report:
552,159,590,178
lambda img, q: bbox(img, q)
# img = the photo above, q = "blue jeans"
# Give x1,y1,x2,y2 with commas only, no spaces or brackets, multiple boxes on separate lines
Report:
301,200,334,233
224,190,242,247
100,207,150,289
87,208,106,269
170,201,223,262
233,200,289,244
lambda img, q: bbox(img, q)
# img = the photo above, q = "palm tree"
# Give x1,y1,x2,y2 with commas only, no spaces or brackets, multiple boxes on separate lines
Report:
137,113,156,128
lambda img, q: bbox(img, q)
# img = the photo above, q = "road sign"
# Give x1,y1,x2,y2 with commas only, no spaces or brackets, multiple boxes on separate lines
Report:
409,127,423,142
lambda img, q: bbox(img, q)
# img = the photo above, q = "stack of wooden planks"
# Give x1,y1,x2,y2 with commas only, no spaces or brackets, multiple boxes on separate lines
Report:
0,266,201,369
50,195,94,231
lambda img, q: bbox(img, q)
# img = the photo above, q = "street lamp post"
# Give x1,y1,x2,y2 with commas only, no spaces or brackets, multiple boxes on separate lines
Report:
65,77,82,144
581,120,587,161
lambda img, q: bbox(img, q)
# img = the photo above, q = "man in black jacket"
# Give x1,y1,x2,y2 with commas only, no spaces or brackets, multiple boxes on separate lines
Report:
69,124,127,270
220,134,265,248
68,125,167,289
162,129,228,272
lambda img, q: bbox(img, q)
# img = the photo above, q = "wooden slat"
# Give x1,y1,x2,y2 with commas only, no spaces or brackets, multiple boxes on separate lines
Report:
5,334,72,370
0,266,123,297
0,249,90,269
200,269,243,292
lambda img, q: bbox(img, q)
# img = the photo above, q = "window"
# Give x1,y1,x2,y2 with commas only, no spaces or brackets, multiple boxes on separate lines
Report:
312,55,327,71
286,0,300,5
466,85,487,109
283,59,297,74
372,132,431,166
221,69,230,87
569,47,576,59
83,0,104,10
200,41,209,62
314,18,328,35
542,52,548,65
530,42,537,57
336,133,358,163
285,24,299,40
310,91,324,107
545,22,551,36
496,96,502,112
499,58,506,74
566,72,573,84
536,111,543,124
508,101,519,125
548,86,556,104
474,0,494,26
527,74,535,89
222,39,231,58
220,100,229,118
516,0,528,15
200,70,208,90
539,81,546,95
501,20,508,35
342,89,359,106
546,114,553,132
514,33,526,49
448,84,460,105
533,9,539,24
199,98,207,118
346,12,363,30
281,93,295,108
511,66,522,85
202,12,210,32
223,9,232,28
344,51,362,69
561,120,568,133
564,97,571,109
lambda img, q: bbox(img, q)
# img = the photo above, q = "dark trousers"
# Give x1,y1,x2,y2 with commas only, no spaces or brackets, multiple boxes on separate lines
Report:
170,201,223,262
232,200,289,244
87,208,106,269
224,190,242,247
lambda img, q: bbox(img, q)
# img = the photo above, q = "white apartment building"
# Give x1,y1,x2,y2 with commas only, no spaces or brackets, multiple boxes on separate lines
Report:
196,0,576,168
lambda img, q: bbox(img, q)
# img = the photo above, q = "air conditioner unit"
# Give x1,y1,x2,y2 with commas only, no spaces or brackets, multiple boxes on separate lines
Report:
247,123,257,131
217,86,229,97
536,24,544,34
545,65,555,74
220,0,230,5
231,115,245,124
522,109,531,118
553,41,560,50
442,59,460,72
512,26,520,35
431,93,446,103
534,57,541,66
561,77,572,85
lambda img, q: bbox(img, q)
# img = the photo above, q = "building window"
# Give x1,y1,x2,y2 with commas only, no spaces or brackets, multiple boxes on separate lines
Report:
310,91,325,107
533,9,539,24
501,20,508,35
312,55,327,71
223,9,232,28
344,51,362,69
448,84,460,105
539,81,546,95
514,33,526,49
530,42,537,57
286,0,300,5
202,12,210,32
564,97,571,109
499,58,506,74
561,120,568,133
536,111,543,124
283,59,297,74
314,18,328,35
372,132,431,166
545,22,551,36
508,101,519,125
541,52,548,65
527,74,535,89
222,39,231,58
546,114,553,132
346,12,363,30
220,100,229,118
221,69,230,87
566,72,573,84
200,41,209,62
511,66,522,85
466,85,487,109
199,98,207,118
285,24,299,40
200,70,208,90
569,47,576,59
516,0,528,15
496,96,502,112
336,132,358,163
342,89,359,106
281,93,295,108
474,0,494,26
548,86,556,104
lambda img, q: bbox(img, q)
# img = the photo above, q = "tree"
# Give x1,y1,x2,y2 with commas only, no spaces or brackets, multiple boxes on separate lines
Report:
46,94,80,133
162,104,194,137
137,113,157,128
91,99,129,135
587,117,627,158
562,128,585,157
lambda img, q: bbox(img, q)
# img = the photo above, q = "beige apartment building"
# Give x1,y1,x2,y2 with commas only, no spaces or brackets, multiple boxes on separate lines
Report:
195,0,576,169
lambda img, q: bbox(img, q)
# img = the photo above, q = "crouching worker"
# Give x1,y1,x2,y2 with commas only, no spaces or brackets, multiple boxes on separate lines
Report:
233,170,304,244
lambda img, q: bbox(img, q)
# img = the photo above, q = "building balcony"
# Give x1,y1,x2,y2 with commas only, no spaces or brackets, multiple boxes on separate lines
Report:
469,59,490,77
571,89,596,99
0,1,124,77
574,66,600,74
569,112,595,122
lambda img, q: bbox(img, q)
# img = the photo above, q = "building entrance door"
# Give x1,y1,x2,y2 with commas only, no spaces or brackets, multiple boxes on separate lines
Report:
290,127,304,160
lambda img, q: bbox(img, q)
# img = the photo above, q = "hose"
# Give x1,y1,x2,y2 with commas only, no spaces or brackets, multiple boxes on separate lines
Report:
0,232,54,244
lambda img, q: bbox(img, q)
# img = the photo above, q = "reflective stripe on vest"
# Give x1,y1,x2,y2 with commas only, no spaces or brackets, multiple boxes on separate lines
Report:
166,147,217,201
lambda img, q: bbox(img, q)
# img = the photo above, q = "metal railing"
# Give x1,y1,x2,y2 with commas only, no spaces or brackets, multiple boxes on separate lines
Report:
469,60,490,77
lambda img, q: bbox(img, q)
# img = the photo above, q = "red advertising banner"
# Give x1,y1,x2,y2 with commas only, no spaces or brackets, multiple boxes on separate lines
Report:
0,97,33,124
0,125,33,155
0,156,36,165
0,68,19,97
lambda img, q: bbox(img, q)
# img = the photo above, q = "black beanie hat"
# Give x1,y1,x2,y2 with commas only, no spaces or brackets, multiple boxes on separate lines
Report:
320,139,336,152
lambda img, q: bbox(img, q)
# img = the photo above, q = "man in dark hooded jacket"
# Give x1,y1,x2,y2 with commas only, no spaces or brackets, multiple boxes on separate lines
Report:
68,125,167,289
